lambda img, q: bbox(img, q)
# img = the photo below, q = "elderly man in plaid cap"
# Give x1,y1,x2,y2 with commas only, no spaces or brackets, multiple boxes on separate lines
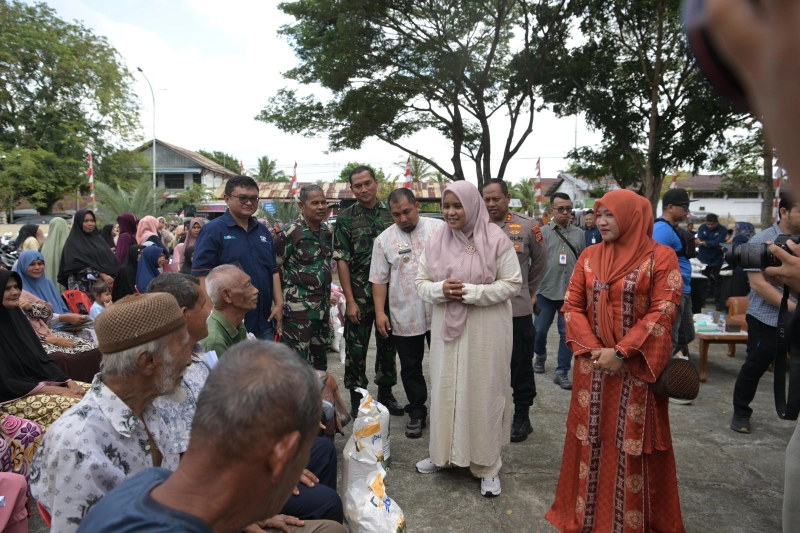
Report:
31,293,190,533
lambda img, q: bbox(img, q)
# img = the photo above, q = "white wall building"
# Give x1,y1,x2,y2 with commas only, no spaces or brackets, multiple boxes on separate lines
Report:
138,139,238,194
537,173,765,226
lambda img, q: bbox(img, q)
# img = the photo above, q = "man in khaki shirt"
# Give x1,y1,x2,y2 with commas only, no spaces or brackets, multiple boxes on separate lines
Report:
483,179,547,443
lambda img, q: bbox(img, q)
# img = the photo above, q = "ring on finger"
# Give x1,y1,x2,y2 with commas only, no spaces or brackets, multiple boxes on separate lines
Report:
449,289,453,295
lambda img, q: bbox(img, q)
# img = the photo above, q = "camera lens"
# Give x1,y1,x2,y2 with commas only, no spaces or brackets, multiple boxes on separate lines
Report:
729,243,772,269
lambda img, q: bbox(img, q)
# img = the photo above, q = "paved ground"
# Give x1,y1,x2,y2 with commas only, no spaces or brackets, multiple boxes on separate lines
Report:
29,310,794,532
326,314,793,533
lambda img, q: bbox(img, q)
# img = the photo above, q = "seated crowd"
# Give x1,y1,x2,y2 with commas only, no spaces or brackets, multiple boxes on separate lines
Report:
0,210,347,533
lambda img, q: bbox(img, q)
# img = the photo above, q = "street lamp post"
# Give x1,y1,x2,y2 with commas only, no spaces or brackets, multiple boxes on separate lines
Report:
137,67,156,201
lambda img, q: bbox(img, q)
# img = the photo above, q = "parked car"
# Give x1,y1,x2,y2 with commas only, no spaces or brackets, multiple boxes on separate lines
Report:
10,213,73,225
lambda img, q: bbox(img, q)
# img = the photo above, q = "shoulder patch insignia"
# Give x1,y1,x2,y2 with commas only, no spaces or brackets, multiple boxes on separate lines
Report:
508,223,522,229
532,225,543,243
506,212,513,222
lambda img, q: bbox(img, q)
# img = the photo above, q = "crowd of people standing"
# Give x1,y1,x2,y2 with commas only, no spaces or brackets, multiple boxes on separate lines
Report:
0,166,786,533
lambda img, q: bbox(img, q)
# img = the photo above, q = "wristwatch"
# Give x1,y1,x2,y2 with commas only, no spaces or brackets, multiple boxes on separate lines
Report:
615,350,625,360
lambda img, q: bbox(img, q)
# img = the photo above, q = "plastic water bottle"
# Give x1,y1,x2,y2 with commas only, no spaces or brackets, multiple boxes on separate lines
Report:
707,311,715,324
718,314,726,333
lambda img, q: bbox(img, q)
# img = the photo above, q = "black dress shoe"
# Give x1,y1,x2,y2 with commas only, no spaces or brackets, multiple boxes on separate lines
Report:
377,394,405,416
405,418,426,438
510,418,533,442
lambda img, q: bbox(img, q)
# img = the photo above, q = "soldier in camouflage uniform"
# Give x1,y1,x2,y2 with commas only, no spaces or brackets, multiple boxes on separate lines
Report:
274,184,332,370
334,166,403,417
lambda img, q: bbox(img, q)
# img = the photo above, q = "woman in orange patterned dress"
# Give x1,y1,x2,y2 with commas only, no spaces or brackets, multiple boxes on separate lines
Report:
546,189,686,533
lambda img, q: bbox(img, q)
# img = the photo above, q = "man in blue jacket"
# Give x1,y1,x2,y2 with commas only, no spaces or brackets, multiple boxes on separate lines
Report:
696,213,727,302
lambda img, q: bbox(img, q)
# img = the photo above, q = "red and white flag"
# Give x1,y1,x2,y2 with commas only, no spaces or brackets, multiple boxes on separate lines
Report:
290,162,298,198
669,172,678,189
403,156,412,189
87,153,95,208
534,157,543,211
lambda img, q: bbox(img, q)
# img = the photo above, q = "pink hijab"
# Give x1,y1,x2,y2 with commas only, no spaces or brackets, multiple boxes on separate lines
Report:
136,216,159,244
424,181,513,341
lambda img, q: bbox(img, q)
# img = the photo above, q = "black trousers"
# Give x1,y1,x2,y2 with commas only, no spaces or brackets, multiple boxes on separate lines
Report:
280,437,343,522
512,315,538,408
703,265,723,302
395,332,430,420
733,315,779,418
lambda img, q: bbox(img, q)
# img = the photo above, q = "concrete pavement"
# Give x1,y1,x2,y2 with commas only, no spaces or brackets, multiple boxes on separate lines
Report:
28,322,794,532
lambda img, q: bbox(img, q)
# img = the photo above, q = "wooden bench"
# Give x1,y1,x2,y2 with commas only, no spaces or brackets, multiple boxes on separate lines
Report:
696,331,749,383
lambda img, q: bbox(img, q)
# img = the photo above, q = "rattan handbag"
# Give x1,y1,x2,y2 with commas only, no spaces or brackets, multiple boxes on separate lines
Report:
645,245,700,400
651,358,700,400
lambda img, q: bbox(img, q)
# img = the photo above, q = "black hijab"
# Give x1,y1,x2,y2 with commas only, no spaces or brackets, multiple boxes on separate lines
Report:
100,224,116,249
58,209,118,285
0,271,70,402
14,224,39,249
179,245,195,275
112,244,145,301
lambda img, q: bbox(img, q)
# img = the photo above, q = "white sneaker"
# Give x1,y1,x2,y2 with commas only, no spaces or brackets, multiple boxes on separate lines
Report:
416,458,443,474
480,476,501,497
669,397,694,405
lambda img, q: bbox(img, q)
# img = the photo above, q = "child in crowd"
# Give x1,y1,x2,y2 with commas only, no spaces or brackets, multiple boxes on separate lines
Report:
90,282,113,320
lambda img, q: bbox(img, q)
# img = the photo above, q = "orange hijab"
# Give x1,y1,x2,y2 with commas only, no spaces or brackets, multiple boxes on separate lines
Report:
591,189,656,347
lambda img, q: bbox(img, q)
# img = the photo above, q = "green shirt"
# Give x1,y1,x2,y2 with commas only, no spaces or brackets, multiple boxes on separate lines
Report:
200,309,248,357
333,200,393,299
274,217,333,320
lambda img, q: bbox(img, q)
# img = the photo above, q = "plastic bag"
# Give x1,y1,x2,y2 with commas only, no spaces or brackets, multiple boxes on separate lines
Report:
331,310,342,352
346,465,406,533
356,388,391,468
342,416,384,494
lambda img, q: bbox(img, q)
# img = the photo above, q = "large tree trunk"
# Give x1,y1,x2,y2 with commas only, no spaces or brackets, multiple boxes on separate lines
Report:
761,134,775,229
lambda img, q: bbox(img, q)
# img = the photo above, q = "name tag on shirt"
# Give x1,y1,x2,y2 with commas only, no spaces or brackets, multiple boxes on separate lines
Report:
559,252,568,265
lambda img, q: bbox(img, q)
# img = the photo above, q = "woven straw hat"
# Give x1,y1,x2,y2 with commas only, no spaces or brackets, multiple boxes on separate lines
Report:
95,293,186,353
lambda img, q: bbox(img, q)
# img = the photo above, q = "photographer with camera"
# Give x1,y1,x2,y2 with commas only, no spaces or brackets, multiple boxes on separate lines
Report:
730,196,800,434
704,1,800,529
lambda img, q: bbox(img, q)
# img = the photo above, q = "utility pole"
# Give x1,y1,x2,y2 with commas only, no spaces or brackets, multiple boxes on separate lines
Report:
137,67,156,205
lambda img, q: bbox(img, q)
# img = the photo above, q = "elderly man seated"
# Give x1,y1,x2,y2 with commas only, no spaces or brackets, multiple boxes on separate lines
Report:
146,273,342,526
201,264,258,357
78,341,346,533
147,273,211,456
30,293,190,533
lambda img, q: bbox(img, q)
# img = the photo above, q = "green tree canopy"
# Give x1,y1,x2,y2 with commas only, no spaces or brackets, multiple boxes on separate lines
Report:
709,122,774,228
0,1,141,213
197,149,242,174
253,156,289,182
94,149,150,190
257,0,576,188
535,0,745,210
94,176,174,224
337,163,388,183
396,155,438,183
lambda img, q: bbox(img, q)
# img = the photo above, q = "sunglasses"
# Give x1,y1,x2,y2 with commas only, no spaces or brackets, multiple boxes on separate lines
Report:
552,206,573,213
230,195,260,205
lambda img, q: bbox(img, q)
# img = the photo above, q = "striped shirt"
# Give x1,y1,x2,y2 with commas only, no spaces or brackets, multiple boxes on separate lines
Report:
745,223,796,327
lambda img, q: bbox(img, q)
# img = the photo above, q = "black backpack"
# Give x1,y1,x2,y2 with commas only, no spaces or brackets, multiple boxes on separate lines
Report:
656,218,696,259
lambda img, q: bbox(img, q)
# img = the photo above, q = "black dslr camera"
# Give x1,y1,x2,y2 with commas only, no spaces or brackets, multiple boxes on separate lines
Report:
726,235,800,269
